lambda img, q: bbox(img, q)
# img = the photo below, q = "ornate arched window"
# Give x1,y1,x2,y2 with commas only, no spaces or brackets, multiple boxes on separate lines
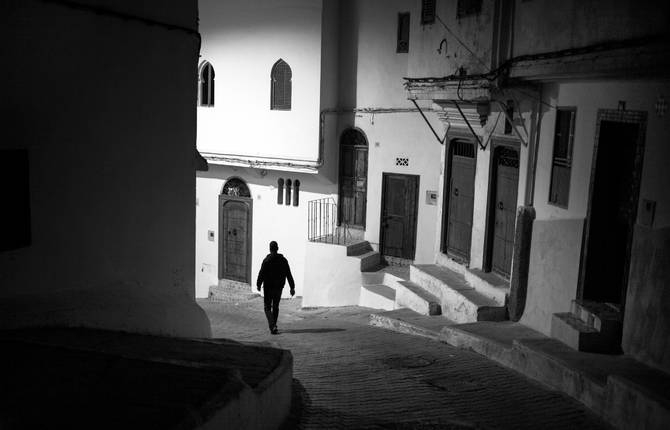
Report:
277,178,284,204
293,180,300,207
199,61,215,107
222,177,250,197
270,59,292,110
285,179,292,205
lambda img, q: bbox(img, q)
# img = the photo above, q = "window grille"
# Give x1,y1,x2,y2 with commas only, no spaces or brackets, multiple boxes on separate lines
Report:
421,0,436,24
222,177,250,197
277,178,284,204
271,59,292,110
549,108,576,208
497,146,519,168
453,140,475,158
397,13,410,53
457,0,482,18
199,62,214,107
396,157,409,166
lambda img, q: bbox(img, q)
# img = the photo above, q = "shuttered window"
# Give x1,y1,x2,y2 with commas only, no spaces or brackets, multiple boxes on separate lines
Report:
457,0,482,18
397,13,410,53
421,0,436,25
549,108,576,208
199,62,214,107
270,59,292,110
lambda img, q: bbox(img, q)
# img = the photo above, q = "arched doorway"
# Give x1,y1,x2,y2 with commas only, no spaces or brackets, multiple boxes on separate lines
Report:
219,178,252,283
486,144,519,279
338,128,368,228
443,139,476,262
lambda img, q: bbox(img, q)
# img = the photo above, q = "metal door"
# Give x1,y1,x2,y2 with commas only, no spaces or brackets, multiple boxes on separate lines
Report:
490,147,519,279
445,140,476,261
380,173,419,259
220,199,251,283
339,129,368,228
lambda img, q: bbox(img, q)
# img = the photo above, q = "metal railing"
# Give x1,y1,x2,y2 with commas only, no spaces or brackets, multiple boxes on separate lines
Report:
307,198,348,245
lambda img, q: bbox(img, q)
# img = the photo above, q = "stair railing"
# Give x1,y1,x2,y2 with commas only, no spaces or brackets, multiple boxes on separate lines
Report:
307,198,348,245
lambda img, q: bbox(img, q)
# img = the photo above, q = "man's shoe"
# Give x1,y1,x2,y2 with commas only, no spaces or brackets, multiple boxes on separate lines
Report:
271,327,279,335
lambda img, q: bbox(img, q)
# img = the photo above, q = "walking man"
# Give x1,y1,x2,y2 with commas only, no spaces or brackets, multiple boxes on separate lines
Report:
256,241,295,334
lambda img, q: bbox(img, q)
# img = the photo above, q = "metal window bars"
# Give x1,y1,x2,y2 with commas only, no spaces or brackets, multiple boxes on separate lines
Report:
307,198,349,245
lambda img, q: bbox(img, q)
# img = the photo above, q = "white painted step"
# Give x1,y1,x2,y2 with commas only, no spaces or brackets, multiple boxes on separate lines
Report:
359,284,396,311
436,253,508,305
410,265,506,324
395,281,441,316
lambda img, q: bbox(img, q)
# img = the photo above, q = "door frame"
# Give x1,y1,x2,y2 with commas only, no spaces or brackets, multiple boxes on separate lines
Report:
576,109,647,310
379,172,420,260
483,137,520,274
218,194,253,283
338,127,369,229
440,135,478,263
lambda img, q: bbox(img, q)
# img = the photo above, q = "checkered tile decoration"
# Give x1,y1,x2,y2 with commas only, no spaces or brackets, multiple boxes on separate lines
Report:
395,157,409,167
655,95,667,117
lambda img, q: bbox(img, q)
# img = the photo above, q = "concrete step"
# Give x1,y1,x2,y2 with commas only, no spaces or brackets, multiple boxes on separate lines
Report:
369,309,448,342
346,240,373,256
395,281,441,316
410,264,506,323
436,253,508,305
359,284,396,311
354,250,382,271
571,299,623,334
551,312,622,354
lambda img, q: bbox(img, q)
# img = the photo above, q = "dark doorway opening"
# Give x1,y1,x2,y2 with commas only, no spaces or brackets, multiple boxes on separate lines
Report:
443,139,476,262
580,114,645,311
380,173,420,260
219,178,253,284
338,128,368,229
485,144,519,279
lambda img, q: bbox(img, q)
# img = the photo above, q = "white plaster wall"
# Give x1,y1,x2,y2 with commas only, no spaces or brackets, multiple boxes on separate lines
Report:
196,166,337,298
0,0,210,337
522,80,670,335
197,0,324,161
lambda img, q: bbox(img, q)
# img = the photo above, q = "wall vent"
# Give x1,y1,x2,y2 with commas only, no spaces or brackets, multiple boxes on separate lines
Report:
395,157,409,166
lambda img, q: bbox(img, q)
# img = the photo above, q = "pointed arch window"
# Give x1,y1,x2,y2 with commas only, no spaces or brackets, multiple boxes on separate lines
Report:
293,180,300,206
270,59,292,110
285,179,292,205
277,178,284,204
199,62,215,107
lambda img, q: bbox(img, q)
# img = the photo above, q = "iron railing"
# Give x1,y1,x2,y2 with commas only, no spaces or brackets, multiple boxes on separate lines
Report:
307,198,348,245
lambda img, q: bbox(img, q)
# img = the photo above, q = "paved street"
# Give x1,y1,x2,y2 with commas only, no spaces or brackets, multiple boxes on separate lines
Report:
200,295,609,429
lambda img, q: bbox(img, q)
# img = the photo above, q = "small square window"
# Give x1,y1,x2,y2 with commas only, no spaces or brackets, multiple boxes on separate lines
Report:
421,0,436,25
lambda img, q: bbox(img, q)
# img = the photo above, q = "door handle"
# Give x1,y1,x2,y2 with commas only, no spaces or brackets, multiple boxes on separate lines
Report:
454,188,459,197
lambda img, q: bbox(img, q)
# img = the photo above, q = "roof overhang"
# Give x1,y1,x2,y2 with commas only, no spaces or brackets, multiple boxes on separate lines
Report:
201,152,320,174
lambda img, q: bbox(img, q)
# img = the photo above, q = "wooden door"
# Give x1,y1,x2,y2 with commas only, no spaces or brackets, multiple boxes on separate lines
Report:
490,146,519,279
582,120,640,305
339,129,368,228
220,198,252,283
380,173,419,259
445,140,476,261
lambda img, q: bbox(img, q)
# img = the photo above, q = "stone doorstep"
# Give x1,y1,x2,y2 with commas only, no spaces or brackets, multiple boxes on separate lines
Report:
551,312,621,354
359,284,396,311
571,299,623,333
346,240,372,256
0,328,294,430
435,254,509,305
396,280,442,316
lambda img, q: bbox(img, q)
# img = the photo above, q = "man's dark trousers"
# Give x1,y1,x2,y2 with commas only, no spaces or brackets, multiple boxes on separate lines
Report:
263,288,282,330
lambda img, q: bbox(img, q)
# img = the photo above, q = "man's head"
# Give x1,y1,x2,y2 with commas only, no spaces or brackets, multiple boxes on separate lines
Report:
269,241,279,253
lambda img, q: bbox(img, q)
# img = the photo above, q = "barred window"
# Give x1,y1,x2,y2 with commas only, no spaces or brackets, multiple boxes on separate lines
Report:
421,0,436,25
271,59,292,110
277,178,284,205
549,108,576,208
457,0,482,18
199,61,214,107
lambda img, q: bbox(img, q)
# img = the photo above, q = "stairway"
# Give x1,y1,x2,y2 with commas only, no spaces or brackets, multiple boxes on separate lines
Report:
357,253,509,322
551,300,623,354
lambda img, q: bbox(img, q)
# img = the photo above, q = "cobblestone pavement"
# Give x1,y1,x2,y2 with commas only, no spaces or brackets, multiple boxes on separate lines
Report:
199,295,609,430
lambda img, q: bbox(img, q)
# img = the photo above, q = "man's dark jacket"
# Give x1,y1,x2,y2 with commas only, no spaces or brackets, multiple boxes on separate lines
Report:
256,252,295,292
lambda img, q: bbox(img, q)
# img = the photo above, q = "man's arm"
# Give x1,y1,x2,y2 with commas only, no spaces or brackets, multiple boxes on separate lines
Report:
256,260,266,291
284,258,295,294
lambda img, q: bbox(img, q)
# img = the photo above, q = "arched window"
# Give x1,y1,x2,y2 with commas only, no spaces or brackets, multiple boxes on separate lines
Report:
277,178,284,204
270,59,292,110
222,177,250,197
199,61,215,107
293,180,300,207
285,179,292,205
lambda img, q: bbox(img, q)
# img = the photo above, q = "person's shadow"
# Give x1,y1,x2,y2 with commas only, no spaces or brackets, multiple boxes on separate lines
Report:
280,328,346,334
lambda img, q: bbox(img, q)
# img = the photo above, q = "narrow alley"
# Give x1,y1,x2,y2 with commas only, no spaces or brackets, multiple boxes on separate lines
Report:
201,295,608,429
